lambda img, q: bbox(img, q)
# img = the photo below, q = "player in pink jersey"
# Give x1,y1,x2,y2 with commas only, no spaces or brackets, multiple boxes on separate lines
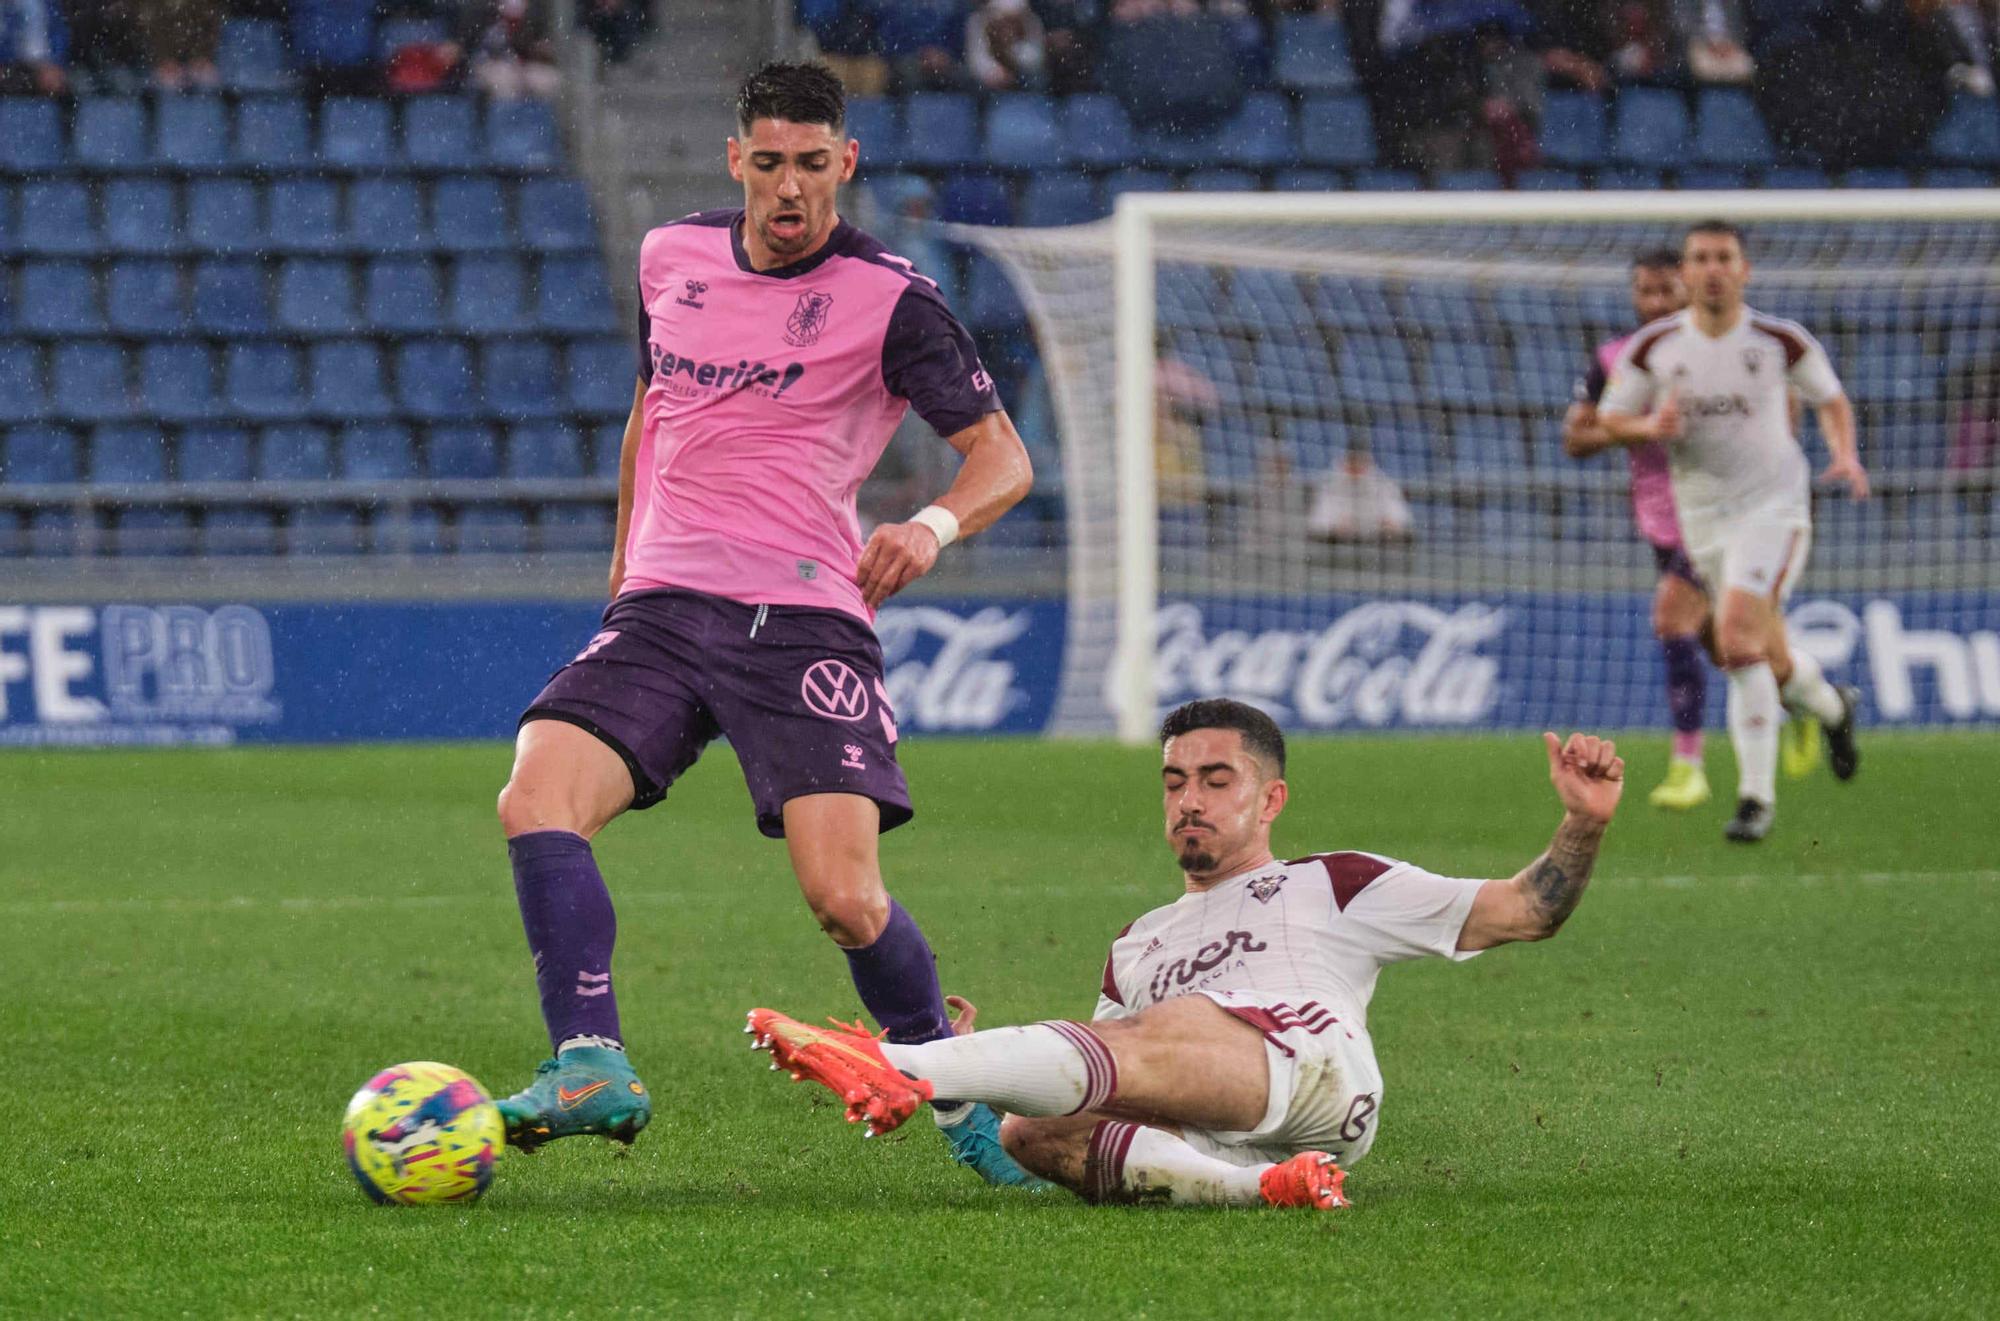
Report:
747,699,1625,1211
490,63,1043,1187
1563,249,1717,811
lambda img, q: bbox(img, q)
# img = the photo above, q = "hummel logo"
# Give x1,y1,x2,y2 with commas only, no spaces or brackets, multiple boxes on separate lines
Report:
676,279,708,309
557,1081,612,1109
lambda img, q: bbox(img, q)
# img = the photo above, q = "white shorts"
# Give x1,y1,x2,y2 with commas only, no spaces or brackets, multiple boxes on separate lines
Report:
1179,989,1386,1169
1689,519,1811,604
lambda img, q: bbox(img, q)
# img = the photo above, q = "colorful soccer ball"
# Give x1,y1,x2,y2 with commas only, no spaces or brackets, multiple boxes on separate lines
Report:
341,1062,503,1206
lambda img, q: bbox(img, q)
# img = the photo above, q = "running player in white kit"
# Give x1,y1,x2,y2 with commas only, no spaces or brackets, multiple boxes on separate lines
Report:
1598,220,1865,843
744,698,1626,1211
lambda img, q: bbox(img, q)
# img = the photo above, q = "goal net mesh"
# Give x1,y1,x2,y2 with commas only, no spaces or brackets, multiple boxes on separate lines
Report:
961,206,2000,736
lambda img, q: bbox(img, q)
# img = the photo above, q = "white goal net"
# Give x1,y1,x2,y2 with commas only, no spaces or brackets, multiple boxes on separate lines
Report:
959,192,2000,741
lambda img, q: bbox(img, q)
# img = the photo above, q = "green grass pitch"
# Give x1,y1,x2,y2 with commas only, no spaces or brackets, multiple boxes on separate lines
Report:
2,732,1996,1319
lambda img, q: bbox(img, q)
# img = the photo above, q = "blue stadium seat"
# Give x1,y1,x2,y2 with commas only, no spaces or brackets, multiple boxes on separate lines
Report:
1333,335,1416,407
432,176,512,252
234,95,311,167
455,505,531,554
541,502,611,549
320,99,395,171
104,179,180,254
24,508,83,554
1062,95,1137,168
964,255,1026,333
1516,168,1584,190
1595,165,1664,189
20,262,106,335
1183,169,1259,192
276,259,358,335
1539,91,1607,169
140,344,220,422
226,343,308,420
487,100,560,170
1436,169,1502,191
936,173,1013,226
1352,167,1420,189
53,342,135,423
188,178,260,254
107,260,188,336
349,178,428,253
90,424,169,483
1425,337,1503,407
845,97,906,170
1932,92,2000,166
1842,167,1912,189
155,95,228,169
19,181,98,255
177,425,254,482
1677,165,1749,190
1511,338,1576,409
286,504,365,555
1451,415,1526,473
377,17,448,56
449,255,531,333
201,508,279,555
1923,167,1995,188
1693,88,1774,169
1272,14,1357,93
903,93,979,169
192,260,271,335
1103,167,1172,204
218,19,295,93
519,177,596,251
1219,93,1296,169
292,0,379,71
1760,166,1828,189
1298,96,1376,168
483,339,562,420
338,423,417,479
257,423,334,479
110,507,196,555
364,258,444,333
425,423,499,478
0,100,64,173
536,256,618,333
3,425,80,482
397,339,476,419
404,95,480,170
506,422,585,478
267,179,343,253
309,340,394,418
74,98,148,170
563,339,635,416
1021,173,1103,226
1610,88,1691,166
984,95,1064,169
589,420,623,477
0,344,48,423
1273,168,1343,191
0,185,15,259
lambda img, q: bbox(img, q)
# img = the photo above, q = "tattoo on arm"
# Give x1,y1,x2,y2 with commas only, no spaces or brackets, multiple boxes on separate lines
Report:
1521,816,1605,934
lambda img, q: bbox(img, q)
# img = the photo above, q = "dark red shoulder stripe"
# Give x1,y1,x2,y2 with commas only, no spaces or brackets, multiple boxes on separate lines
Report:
1750,316,1809,369
1290,851,1396,911
1099,921,1135,1005
1628,320,1681,373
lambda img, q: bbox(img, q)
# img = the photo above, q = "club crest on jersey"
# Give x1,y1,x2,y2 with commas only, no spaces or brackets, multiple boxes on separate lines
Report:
784,290,834,346
676,279,708,309
1248,872,1287,904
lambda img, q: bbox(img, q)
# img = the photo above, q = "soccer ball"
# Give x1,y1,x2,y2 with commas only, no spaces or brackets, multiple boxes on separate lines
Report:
340,1061,503,1206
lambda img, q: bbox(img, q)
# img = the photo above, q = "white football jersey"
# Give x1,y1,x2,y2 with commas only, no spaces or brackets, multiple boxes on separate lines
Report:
1093,853,1487,1030
1599,306,1844,543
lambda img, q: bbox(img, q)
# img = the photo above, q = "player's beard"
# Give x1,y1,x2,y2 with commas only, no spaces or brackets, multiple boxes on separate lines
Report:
1177,840,1220,873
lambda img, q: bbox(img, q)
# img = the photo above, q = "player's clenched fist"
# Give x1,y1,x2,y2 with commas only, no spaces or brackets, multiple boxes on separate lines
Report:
1647,388,1683,442
1542,731,1625,825
857,520,942,609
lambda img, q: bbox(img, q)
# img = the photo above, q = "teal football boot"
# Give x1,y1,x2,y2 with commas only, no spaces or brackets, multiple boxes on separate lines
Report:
497,1045,651,1151
940,1102,1053,1190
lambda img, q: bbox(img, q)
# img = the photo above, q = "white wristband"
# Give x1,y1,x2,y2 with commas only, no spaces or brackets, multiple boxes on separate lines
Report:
910,504,960,549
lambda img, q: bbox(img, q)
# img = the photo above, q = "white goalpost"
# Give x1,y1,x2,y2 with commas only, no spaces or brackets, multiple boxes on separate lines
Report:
961,191,2000,741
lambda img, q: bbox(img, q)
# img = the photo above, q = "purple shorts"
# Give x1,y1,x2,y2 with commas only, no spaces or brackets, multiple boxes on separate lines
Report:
522,587,911,838
1651,541,1704,588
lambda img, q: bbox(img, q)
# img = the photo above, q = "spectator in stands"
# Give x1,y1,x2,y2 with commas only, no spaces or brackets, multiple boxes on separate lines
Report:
0,0,67,94
142,0,222,89
879,0,970,89
1747,0,1959,169
1307,438,1414,544
967,0,1048,90
1526,0,1613,91
1672,0,1754,82
453,0,559,98
60,0,144,91
1104,2,1248,133
1155,336,1218,513
1351,0,1536,175
1031,0,1095,92
1942,0,1995,95
581,0,649,65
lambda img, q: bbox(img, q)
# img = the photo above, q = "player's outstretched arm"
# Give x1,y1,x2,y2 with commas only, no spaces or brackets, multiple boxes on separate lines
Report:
1562,401,1616,458
1458,732,1624,950
856,410,1034,609
1599,389,1680,448
608,376,645,598
1813,395,1869,499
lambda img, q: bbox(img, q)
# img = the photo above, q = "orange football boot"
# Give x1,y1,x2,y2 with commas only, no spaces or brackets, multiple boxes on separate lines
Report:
1258,1152,1350,1210
746,1008,934,1137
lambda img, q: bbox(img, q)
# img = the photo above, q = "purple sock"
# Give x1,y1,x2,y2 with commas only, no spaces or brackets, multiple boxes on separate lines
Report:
509,830,622,1051
842,899,952,1045
1663,634,1707,738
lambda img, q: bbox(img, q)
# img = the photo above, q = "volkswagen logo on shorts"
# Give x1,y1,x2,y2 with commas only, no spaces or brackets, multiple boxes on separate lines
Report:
801,658,871,721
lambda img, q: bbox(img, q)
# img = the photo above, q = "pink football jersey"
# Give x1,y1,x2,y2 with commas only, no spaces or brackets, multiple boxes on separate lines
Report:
625,211,1001,622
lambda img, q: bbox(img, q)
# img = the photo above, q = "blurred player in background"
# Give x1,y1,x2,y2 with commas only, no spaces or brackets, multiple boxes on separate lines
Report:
746,699,1625,1211
1599,220,1865,843
490,62,1042,1186
1563,250,1714,810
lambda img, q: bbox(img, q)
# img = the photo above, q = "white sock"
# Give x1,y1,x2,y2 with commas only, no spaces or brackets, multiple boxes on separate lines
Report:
1087,1121,1266,1206
1727,664,1781,804
878,1021,1116,1118
1779,649,1847,724
557,1034,623,1054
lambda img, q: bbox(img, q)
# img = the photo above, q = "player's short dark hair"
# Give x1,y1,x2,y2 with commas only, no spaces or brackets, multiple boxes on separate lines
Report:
735,61,845,137
1159,699,1287,778
1633,247,1681,272
1683,219,1745,251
